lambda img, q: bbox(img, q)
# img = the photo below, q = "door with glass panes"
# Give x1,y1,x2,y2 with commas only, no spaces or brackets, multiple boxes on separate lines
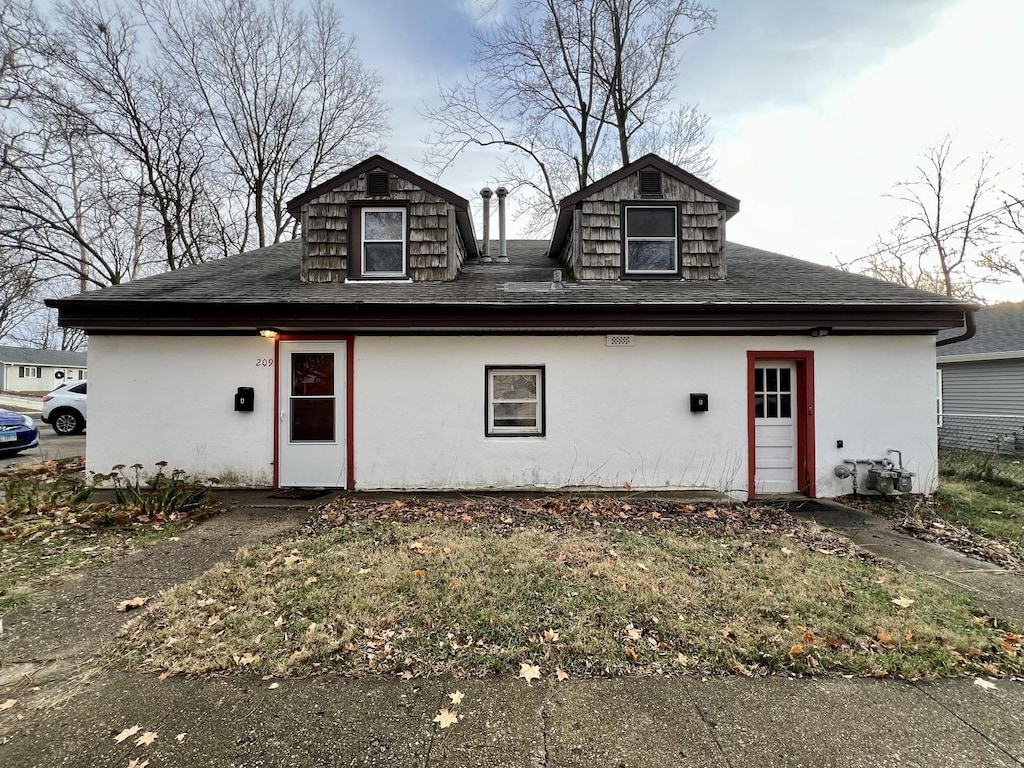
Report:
278,341,346,487
753,362,797,493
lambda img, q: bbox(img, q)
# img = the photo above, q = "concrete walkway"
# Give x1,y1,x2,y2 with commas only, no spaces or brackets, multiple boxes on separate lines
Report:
790,499,1024,624
1,494,1023,767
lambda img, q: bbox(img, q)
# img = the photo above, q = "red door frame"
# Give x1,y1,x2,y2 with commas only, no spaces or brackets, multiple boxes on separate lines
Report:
273,334,356,490
746,350,815,500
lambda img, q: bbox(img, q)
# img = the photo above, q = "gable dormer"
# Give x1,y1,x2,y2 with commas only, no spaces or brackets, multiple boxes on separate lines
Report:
286,156,478,283
548,154,740,281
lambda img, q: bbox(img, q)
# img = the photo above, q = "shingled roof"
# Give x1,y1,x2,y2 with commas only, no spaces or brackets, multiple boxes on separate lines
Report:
937,302,1024,358
0,345,87,367
49,240,973,335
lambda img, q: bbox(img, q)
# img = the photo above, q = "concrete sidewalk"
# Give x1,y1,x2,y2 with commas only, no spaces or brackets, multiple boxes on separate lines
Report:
1,673,1021,767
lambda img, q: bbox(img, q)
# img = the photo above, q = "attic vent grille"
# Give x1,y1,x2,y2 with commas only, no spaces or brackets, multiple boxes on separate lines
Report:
606,334,635,347
638,170,662,198
367,171,390,196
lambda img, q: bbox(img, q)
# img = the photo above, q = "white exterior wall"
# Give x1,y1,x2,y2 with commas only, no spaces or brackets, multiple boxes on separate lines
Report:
86,333,939,497
354,335,939,498
87,336,277,484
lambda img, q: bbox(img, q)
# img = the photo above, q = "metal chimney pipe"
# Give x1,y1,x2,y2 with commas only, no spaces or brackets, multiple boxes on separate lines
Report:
480,187,493,263
496,186,508,263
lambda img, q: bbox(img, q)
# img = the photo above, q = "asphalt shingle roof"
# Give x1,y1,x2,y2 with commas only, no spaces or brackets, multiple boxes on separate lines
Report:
937,302,1024,356
57,239,970,310
0,345,87,367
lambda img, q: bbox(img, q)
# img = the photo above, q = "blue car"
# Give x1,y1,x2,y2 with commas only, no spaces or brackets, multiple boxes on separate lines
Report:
0,408,40,457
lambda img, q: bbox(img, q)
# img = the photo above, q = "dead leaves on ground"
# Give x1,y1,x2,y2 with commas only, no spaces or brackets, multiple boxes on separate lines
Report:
517,661,542,684
116,596,150,613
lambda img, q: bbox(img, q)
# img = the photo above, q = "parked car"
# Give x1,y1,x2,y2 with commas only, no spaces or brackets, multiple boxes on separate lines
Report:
41,380,87,435
0,408,40,457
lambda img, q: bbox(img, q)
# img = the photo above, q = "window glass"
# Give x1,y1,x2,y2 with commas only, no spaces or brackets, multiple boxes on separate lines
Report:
364,210,403,240
487,367,543,436
291,399,335,441
362,208,406,276
626,207,675,237
291,353,334,396
623,206,677,274
71,383,87,394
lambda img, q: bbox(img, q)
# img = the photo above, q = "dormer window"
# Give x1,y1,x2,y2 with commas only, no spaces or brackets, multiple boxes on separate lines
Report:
360,207,407,277
622,204,679,277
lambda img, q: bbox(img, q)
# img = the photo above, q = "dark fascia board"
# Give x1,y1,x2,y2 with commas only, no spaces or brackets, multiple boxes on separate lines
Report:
285,154,478,259
548,153,741,257
286,155,471,214
53,301,969,335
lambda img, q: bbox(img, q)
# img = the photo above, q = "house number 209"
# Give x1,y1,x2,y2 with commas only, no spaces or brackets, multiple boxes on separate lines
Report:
256,358,274,367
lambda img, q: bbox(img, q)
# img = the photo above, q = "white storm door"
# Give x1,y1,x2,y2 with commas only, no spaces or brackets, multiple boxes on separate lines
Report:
754,363,797,494
278,341,347,487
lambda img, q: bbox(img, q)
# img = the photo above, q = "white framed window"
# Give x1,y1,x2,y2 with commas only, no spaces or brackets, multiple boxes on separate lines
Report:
936,368,943,427
361,207,406,277
623,205,678,275
486,366,545,437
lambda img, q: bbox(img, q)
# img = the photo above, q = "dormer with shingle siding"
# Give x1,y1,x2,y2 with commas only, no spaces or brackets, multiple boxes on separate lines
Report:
285,155,478,283
547,154,740,281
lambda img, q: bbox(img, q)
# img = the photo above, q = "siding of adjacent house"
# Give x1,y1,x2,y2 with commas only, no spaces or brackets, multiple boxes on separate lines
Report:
297,171,467,283
560,170,727,281
938,358,1024,452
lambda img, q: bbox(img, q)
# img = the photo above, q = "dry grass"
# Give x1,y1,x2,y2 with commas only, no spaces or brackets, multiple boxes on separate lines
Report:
117,499,1024,681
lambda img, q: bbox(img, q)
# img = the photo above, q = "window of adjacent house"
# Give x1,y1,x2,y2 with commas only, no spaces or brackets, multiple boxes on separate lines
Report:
486,366,545,437
78,370,85,379
623,206,678,275
936,369,943,428
361,207,406,277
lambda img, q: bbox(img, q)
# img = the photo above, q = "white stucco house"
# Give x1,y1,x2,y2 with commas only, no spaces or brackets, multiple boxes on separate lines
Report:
49,154,974,499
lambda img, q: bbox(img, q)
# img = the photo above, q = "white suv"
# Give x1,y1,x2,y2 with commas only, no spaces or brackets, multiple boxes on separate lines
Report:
42,380,88,435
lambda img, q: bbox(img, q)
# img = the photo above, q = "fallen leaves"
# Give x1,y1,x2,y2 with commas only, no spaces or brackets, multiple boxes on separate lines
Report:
114,726,141,744
448,690,464,706
517,661,541,684
555,667,569,681
0,699,17,711
433,708,458,729
135,731,158,747
127,759,150,768
973,677,998,691
891,596,915,609
116,596,149,613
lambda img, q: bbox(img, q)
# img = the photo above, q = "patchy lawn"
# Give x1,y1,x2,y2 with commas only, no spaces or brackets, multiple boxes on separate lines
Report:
0,459,217,613
117,498,1024,682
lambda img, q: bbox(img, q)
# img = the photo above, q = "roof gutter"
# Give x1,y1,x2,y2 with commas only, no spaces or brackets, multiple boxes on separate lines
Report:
935,309,977,347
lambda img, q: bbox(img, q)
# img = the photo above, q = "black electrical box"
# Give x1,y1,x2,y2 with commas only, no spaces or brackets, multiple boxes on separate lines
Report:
690,393,708,412
234,386,254,412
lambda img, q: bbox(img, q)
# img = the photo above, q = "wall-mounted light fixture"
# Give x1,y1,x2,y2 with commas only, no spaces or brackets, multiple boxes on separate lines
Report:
258,328,279,339
810,327,831,338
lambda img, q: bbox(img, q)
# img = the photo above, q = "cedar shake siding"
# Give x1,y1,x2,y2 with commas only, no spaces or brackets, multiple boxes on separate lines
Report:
286,155,478,283
549,154,740,282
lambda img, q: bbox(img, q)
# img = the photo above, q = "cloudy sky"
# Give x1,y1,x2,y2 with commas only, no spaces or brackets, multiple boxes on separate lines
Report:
341,0,1023,301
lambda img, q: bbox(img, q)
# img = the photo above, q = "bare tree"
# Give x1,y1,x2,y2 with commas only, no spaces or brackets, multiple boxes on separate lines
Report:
0,0,54,108
424,0,715,226
0,249,37,342
142,0,388,248
841,137,1001,299
980,184,1024,285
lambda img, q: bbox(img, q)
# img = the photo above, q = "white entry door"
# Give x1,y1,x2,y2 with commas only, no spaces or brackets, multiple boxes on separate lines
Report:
278,341,347,487
754,362,797,494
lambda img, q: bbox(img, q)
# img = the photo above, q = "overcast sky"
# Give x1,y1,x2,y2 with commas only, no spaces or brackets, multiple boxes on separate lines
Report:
341,0,1023,301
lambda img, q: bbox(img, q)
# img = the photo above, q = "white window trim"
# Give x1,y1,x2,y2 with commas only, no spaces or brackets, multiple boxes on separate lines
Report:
623,205,678,275
486,366,545,437
361,206,407,278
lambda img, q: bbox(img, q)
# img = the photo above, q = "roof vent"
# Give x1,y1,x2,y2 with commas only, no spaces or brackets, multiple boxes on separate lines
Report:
638,169,662,198
367,171,389,196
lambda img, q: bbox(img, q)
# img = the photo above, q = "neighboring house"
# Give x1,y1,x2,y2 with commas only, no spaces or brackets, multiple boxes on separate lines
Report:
937,302,1024,453
0,345,88,393
49,154,973,498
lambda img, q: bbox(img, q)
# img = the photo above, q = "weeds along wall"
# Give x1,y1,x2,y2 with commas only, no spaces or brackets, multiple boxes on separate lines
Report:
86,335,277,485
